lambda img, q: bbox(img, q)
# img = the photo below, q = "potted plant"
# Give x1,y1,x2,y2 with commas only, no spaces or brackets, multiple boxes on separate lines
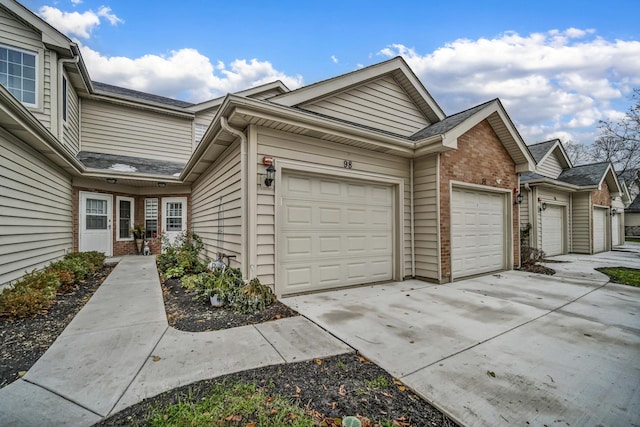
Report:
131,224,145,254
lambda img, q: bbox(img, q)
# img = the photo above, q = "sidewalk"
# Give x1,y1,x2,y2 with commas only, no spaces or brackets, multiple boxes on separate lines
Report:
0,256,352,426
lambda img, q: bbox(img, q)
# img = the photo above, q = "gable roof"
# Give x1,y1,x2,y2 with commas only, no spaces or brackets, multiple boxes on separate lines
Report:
527,138,572,169
557,162,611,186
409,100,494,140
92,82,195,109
627,193,640,212
269,57,445,124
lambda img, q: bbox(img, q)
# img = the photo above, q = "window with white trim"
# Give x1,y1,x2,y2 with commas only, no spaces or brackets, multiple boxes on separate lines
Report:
0,45,37,106
116,196,134,240
145,198,158,239
194,123,207,145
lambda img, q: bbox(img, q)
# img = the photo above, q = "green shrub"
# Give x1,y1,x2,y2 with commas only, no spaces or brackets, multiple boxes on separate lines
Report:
64,251,105,273
157,231,207,279
48,257,92,282
232,278,276,314
0,270,60,318
46,267,75,291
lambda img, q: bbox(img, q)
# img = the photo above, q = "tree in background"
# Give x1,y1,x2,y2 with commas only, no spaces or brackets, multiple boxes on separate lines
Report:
562,89,640,178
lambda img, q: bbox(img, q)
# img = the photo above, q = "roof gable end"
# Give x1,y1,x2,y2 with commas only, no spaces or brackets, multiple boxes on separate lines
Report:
269,57,445,125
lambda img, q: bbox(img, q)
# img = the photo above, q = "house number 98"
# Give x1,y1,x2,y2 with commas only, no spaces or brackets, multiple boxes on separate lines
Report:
344,160,352,169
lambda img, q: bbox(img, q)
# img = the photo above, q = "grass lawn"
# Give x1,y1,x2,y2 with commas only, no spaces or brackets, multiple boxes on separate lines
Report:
626,237,640,243
598,267,640,287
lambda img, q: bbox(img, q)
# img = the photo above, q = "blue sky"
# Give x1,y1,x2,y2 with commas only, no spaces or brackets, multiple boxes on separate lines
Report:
21,0,640,146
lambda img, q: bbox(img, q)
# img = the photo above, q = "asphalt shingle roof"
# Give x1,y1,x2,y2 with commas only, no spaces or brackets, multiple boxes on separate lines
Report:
92,81,194,108
527,139,558,163
556,162,609,186
628,193,640,212
409,99,495,141
77,151,185,176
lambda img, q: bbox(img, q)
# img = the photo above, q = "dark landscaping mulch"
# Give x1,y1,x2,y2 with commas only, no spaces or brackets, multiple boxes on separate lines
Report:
161,277,299,332
517,263,556,275
0,264,114,388
97,353,457,427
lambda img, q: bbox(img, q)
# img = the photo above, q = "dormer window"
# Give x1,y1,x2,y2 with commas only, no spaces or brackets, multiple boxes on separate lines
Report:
0,45,37,106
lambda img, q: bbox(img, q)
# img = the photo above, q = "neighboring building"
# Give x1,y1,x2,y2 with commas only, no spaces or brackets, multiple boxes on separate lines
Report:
520,139,625,255
619,169,640,236
1,0,540,293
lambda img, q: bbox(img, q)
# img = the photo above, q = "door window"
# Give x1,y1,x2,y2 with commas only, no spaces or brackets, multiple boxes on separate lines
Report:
166,202,183,231
86,199,107,230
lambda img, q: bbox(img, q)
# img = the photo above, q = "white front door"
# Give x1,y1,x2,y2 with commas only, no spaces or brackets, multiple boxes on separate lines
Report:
163,197,187,244
79,192,112,256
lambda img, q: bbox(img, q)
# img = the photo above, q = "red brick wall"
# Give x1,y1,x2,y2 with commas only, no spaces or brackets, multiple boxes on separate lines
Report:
439,120,519,281
73,187,189,257
591,182,611,207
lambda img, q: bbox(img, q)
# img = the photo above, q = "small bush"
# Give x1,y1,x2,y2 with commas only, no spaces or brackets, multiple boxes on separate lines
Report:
46,267,75,291
521,245,546,267
233,278,276,314
157,231,207,279
48,257,92,282
0,270,60,318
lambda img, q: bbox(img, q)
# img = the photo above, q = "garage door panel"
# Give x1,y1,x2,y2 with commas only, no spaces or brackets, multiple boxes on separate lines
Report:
612,214,620,246
593,208,607,253
541,205,564,256
279,173,394,294
451,188,505,278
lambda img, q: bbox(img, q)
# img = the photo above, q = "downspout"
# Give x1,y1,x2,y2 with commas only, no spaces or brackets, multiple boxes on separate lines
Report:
57,55,80,142
410,159,415,277
220,117,249,279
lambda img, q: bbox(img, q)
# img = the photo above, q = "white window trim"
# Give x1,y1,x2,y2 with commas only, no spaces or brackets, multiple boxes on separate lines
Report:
0,43,38,108
116,196,135,241
145,198,159,239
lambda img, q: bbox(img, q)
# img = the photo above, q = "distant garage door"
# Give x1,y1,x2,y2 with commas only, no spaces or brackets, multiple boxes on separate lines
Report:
541,204,565,256
593,207,607,253
451,187,506,278
611,213,621,246
278,172,394,295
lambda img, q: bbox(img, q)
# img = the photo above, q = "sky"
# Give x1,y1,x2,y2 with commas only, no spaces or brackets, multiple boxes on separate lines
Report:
20,0,640,146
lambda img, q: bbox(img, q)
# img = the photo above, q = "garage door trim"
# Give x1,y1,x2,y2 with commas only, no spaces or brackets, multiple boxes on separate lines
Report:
449,181,513,281
274,159,405,296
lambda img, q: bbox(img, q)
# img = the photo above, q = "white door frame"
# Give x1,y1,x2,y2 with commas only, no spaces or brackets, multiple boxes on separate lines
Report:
162,197,188,244
79,191,113,256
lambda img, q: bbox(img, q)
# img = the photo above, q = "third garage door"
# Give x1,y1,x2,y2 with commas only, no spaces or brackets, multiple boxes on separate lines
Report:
451,187,506,278
278,172,394,295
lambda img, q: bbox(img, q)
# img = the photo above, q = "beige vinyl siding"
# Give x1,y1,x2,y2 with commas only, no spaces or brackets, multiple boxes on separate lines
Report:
0,7,53,130
81,99,193,162
301,76,430,137
571,192,591,253
191,142,243,268
520,188,530,228
62,73,80,154
252,88,285,100
0,129,73,288
537,152,564,178
257,127,412,287
413,155,439,280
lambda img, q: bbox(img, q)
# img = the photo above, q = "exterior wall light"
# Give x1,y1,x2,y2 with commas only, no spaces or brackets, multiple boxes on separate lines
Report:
514,192,523,205
541,202,547,211
157,182,166,188
611,208,617,215
265,165,276,187
106,178,117,184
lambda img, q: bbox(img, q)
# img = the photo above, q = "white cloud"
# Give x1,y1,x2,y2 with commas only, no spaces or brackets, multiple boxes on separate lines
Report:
331,55,339,64
37,5,122,39
80,45,304,102
379,29,640,145
71,0,82,4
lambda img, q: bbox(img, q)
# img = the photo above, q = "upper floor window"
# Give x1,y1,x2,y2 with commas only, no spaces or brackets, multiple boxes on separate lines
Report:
194,123,208,145
0,45,37,106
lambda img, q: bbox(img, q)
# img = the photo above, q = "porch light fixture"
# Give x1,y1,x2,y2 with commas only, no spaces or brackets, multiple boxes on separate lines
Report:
611,208,617,215
514,192,523,205
106,178,117,184
541,202,547,211
264,164,276,187
157,182,166,188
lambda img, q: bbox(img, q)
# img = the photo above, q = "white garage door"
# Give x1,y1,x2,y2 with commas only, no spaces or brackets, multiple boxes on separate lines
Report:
611,213,621,246
593,207,607,253
278,172,394,295
451,188,506,278
541,204,564,256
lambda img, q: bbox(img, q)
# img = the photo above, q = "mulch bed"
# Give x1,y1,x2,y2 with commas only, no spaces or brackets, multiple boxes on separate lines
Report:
2,264,458,426
517,263,556,275
0,264,114,388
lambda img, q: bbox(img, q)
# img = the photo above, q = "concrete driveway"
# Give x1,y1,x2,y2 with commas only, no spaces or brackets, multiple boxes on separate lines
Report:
282,245,640,426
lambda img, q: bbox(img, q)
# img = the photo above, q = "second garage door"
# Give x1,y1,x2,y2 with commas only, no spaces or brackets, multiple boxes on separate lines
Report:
278,172,394,295
541,204,565,256
451,187,506,279
611,213,621,246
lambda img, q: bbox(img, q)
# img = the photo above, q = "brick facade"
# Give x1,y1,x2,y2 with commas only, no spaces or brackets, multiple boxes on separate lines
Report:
73,187,189,257
439,120,519,281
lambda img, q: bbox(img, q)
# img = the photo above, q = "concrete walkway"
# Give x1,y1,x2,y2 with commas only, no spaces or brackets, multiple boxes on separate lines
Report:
283,244,640,427
0,256,352,426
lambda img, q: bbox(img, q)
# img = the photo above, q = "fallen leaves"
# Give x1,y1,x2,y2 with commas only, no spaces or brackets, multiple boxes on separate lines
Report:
151,355,161,362
393,379,406,391
357,355,371,364
315,358,323,365
338,384,347,396
487,370,496,378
